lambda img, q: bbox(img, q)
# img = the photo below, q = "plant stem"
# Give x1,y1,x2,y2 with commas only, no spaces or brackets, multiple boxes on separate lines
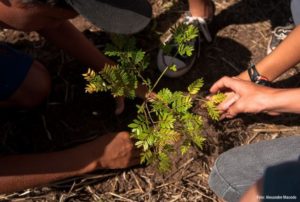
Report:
150,65,170,92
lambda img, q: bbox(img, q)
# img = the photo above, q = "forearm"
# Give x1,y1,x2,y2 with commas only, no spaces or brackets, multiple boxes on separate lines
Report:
264,88,300,113
0,131,139,193
38,20,115,71
0,145,95,193
238,25,300,81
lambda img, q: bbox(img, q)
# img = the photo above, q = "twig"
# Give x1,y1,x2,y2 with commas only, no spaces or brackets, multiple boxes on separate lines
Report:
165,157,194,180
108,192,134,202
140,175,154,192
186,187,217,202
246,132,261,144
252,128,299,133
130,171,144,193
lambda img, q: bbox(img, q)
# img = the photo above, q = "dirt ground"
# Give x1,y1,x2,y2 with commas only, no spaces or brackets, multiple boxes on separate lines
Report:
0,0,300,201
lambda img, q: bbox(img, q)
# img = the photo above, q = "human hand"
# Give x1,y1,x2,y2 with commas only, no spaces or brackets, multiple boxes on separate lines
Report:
114,84,156,115
115,96,125,115
136,83,156,101
84,132,141,170
210,76,277,119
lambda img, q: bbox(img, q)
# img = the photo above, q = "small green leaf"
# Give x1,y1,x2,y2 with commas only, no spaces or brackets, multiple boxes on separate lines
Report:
169,64,177,72
188,78,204,95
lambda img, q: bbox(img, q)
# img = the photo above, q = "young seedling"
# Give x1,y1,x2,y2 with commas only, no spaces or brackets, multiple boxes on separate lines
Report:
83,26,225,172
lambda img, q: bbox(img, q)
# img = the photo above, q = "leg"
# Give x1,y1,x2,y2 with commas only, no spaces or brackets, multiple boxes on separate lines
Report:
208,136,300,202
187,0,215,42
188,0,214,18
0,44,51,108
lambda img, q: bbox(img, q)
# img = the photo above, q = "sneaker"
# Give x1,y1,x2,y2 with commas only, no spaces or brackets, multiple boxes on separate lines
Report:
267,23,295,55
157,2,215,78
157,24,200,78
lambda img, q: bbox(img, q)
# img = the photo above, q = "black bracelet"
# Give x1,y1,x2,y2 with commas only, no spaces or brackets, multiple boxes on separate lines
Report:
247,64,272,87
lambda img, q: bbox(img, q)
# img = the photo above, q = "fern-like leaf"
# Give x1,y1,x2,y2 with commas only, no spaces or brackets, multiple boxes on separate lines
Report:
188,78,204,95
205,92,226,120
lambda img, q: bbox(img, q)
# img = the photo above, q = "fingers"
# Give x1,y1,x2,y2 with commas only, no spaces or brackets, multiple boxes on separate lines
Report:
210,76,240,94
219,103,239,120
115,96,125,115
146,91,157,102
218,92,240,120
220,112,236,120
218,93,240,112
210,76,243,120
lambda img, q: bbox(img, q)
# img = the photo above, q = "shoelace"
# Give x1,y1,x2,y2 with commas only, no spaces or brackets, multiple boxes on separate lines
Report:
273,25,294,40
273,30,291,40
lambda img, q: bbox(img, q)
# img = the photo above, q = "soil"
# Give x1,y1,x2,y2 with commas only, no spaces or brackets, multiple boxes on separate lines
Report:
1,0,300,201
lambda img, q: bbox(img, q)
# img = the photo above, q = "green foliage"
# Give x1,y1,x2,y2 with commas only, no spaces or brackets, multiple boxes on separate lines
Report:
129,83,208,172
205,93,227,121
163,24,199,57
169,64,177,72
83,35,148,98
188,78,204,95
83,26,225,172
105,35,149,72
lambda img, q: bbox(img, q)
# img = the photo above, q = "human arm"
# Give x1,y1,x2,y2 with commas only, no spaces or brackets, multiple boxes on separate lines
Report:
38,20,115,71
237,25,300,81
0,131,139,193
39,20,152,112
210,76,300,118
39,20,154,114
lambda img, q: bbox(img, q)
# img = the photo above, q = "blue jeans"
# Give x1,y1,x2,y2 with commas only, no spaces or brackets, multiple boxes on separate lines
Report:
208,136,300,202
291,0,300,25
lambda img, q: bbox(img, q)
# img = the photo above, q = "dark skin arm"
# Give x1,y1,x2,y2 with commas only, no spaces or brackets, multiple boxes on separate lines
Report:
0,0,115,71
38,20,115,71
0,0,151,114
0,0,142,193
0,132,140,194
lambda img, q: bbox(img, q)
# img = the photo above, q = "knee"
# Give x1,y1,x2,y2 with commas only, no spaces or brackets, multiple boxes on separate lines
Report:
208,154,229,200
13,61,51,108
208,151,241,202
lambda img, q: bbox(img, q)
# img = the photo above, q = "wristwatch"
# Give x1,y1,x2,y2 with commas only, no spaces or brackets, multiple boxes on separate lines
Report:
247,64,272,87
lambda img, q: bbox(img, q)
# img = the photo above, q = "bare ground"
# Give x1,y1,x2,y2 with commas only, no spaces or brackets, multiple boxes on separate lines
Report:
1,0,300,201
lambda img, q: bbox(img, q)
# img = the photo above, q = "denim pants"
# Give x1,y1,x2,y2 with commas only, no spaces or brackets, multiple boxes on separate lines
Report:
208,136,300,202
291,0,300,25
